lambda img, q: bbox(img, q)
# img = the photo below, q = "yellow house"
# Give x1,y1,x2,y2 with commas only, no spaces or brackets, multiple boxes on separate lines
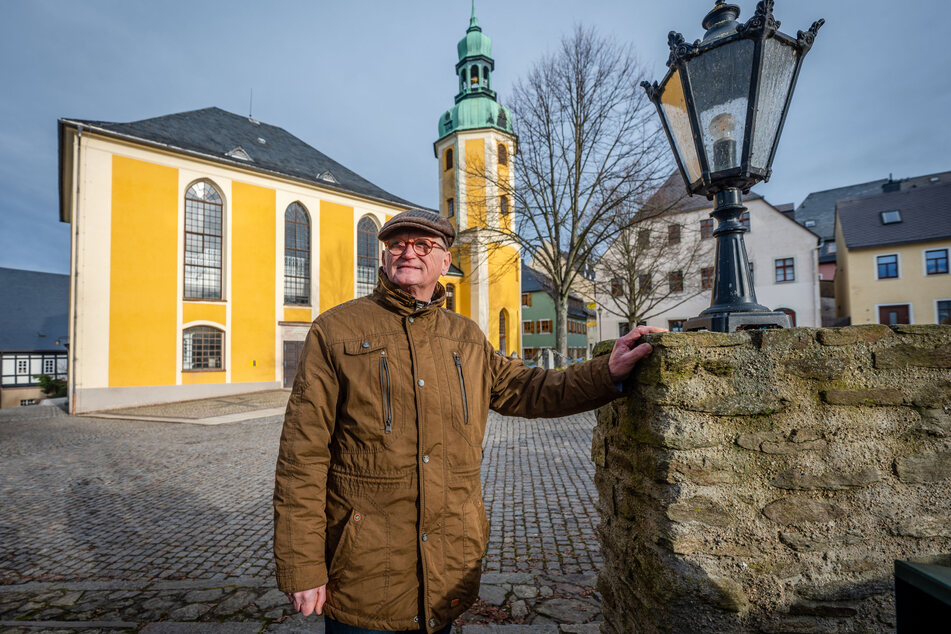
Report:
834,182,951,325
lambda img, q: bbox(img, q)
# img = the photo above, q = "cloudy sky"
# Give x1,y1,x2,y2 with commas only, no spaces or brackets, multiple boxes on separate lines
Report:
2,0,949,275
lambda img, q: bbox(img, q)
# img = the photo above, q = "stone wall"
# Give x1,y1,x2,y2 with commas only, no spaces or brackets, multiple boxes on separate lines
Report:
593,325,951,633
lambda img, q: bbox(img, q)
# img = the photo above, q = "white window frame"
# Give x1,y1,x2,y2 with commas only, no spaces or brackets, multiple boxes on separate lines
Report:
875,252,901,280
923,247,949,276
874,302,914,325
935,298,951,324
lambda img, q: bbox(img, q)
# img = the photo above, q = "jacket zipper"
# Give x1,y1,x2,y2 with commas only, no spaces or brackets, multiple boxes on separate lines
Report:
453,351,469,425
380,354,392,433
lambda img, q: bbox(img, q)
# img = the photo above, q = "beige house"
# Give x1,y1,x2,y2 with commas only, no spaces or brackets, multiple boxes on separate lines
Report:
835,182,951,325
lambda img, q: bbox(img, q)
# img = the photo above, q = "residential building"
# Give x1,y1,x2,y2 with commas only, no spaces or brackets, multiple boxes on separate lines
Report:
520,265,592,366
794,169,950,324
0,268,69,408
597,173,820,335
834,182,951,325
56,5,520,414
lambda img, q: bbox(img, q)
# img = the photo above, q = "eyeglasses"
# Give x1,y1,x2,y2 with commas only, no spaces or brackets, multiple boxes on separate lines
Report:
384,238,447,257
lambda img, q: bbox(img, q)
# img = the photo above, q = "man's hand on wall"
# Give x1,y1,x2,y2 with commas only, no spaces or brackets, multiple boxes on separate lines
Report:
608,325,666,384
287,585,327,616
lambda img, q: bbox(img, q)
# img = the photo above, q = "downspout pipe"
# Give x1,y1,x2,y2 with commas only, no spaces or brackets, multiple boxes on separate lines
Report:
68,125,82,414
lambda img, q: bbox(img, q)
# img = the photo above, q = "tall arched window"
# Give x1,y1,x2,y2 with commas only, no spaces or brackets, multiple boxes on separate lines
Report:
183,325,223,370
284,202,310,305
498,143,508,166
357,216,380,297
184,181,223,299
445,148,454,171
499,309,507,353
470,65,480,87
446,283,456,312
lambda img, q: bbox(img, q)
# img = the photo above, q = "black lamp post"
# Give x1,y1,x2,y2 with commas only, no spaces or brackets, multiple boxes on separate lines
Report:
642,0,824,332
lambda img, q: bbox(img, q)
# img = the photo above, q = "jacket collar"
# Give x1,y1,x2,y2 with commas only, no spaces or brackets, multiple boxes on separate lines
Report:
372,268,446,317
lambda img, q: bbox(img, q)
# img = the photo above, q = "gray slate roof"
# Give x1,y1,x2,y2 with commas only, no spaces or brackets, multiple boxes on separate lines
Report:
795,170,951,242
0,268,70,351
60,107,420,210
640,172,762,218
837,182,951,250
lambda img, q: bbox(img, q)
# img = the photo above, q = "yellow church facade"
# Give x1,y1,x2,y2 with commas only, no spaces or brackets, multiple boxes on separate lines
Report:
57,9,520,414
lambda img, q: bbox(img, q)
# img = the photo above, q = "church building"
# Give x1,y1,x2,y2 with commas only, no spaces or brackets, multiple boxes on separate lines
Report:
57,7,520,414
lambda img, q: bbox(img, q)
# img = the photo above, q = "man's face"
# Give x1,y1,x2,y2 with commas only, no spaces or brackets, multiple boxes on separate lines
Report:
381,230,452,297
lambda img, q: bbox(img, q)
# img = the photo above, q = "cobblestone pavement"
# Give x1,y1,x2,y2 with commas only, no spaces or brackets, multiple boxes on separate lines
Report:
0,403,602,632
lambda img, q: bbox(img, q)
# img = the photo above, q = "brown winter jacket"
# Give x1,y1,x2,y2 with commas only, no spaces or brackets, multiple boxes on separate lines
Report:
273,271,621,631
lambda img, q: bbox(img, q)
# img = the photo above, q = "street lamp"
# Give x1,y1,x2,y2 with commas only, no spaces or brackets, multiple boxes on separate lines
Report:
641,1,824,332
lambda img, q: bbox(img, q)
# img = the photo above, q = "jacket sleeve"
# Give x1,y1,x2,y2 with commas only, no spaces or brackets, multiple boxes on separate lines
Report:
487,339,622,418
273,323,338,593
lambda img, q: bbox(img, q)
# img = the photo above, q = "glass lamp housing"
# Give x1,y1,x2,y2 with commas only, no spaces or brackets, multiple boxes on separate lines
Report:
643,1,824,199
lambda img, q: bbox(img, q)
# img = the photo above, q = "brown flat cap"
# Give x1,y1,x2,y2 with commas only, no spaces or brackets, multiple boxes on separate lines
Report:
378,209,455,247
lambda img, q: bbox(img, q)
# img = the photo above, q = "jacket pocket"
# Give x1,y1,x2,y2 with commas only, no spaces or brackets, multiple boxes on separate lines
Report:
328,508,364,581
380,354,392,434
339,339,401,450
452,351,469,426
462,492,489,570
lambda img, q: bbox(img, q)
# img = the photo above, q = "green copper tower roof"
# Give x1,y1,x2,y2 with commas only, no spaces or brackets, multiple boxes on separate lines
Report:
437,1,514,142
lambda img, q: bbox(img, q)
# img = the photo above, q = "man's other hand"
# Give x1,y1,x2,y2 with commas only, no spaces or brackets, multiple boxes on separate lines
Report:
608,325,666,384
288,585,327,615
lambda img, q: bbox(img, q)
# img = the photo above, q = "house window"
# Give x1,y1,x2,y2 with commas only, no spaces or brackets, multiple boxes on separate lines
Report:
667,224,681,245
500,196,510,215
878,304,910,325
183,326,223,370
881,210,902,224
637,229,650,249
668,270,684,293
701,266,714,290
498,143,508,166
827,241,837,254
775,258,795,283
804,219,816,228
619,322,630,336
20,399,37,406
357,216,380,297
638,274,652,294
668,319,684,332
778,307,797,327
539,319,552,333
184,181,223,299
16,359,28,375
43,358,55,374
740,211,750,230
523,320,535,334
522,293,532,306
447,198,455,218
700,218,714,239
925,249,949,275
876,254,899,279
445,148,453,171
499,310,507,353
445,283,455,312
937,300,951,324
610,278,624,297
284,202,311,305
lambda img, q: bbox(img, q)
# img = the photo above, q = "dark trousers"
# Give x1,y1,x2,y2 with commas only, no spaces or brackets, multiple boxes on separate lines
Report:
325,616,452,634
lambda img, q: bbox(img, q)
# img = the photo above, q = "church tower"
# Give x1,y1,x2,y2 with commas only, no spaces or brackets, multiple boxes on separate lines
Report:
434,3,520,355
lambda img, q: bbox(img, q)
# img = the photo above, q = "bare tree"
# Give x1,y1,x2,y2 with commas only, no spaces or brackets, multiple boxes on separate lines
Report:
464,25,669,366
596,202,714,330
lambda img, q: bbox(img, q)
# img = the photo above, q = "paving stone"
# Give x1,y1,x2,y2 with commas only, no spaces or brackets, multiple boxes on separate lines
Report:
479,584,508,606
559,625,601,633
513,584,538,599
183,588,224,604
534,598,601,624
265,612,326,632
212,588,259,615
169,603,210,620
255,588,288,610
141,624,261,633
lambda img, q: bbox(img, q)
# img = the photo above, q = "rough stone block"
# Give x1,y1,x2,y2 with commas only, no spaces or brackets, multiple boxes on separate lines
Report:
760,328,816,351
909,381,951,408
915,408,951,437
698,576,749,613
779,530,864,552
737,430,826,454
894,451,951,483
686,394,788,416
654,331,751,349
788,601,858,617
770,467,881,490
874,344,951,369
821,389,904,406
816,324,892,346
762,497,845,525
783,356,849,381
895,514,951,538
667,496,733,528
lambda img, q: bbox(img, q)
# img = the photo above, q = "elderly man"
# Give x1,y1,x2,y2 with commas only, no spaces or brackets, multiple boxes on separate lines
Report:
274,209,661,633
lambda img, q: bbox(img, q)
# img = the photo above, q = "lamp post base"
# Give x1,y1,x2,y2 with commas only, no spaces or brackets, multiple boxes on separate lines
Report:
685,310,791,333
